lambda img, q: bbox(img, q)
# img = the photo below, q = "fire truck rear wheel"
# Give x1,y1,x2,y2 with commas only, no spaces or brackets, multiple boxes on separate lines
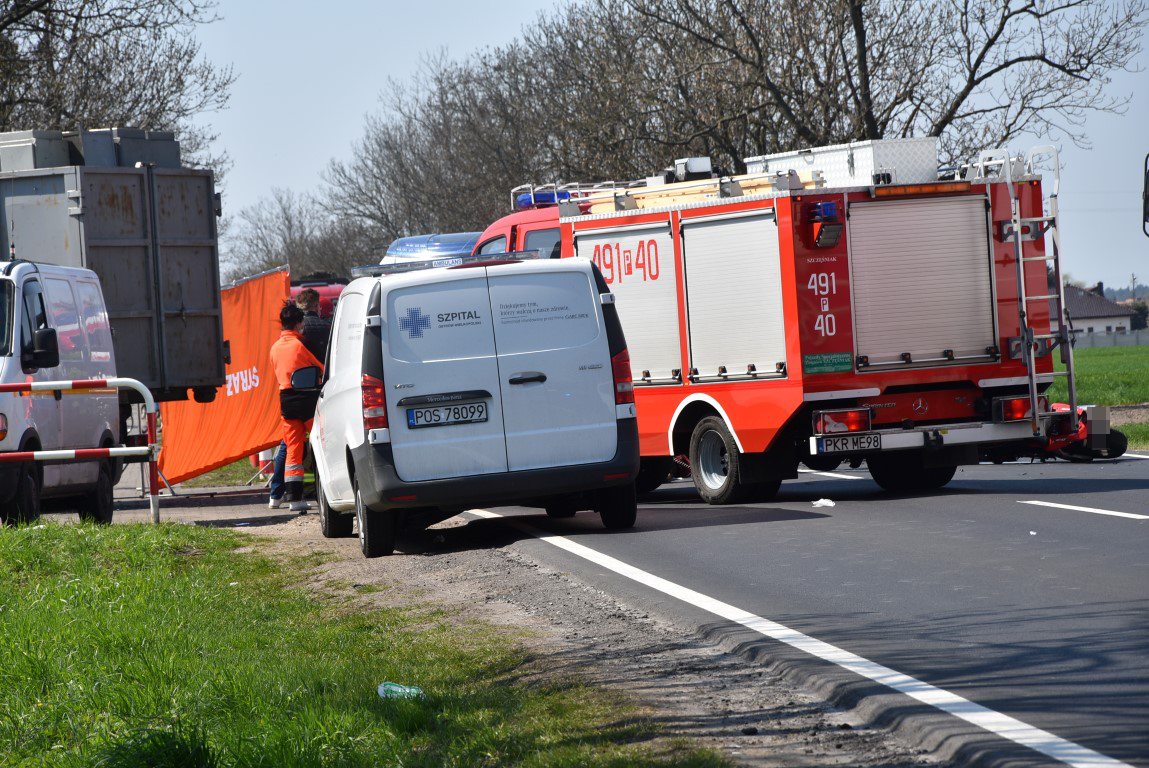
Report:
690,416,751,505
867,452,956,492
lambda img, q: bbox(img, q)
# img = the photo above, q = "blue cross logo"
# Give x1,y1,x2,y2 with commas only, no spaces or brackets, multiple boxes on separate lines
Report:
398,306,432,339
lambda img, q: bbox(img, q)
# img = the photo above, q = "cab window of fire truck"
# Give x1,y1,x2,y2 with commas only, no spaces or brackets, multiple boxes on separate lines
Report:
20,279,49,368
524,227,561,259
478,236,507,255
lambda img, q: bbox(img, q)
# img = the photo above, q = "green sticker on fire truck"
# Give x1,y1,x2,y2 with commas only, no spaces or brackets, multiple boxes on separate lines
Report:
803,352,853,374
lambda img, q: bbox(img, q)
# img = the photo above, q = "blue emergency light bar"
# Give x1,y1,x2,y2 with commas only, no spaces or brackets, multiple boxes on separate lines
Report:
515,190,573,210
352,250,543,279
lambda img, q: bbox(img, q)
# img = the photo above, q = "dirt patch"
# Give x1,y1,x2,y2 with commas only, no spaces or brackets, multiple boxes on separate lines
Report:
254,513,939,767
1110,404,1149,427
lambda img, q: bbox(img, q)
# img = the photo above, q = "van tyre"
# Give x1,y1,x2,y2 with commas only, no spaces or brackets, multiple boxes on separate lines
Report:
78,461,114,524
635,457,674,495
595,483,637,529
544,498,578,518
690,416,751,505
355,478,397,557
317,470,353,538
867,452,957,492
5,462,41,525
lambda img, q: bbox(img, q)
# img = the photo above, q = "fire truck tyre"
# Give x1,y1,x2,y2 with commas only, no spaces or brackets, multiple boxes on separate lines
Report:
690,416,750,505
635,457,674,495
1100,429,1128,460
748,479,782,502
355,478,396,558
802,455,842,473
6,462,42,525
544,497,579,518
867,453,956,492
78,461,114,524
317,470,354,538
596,483,637,529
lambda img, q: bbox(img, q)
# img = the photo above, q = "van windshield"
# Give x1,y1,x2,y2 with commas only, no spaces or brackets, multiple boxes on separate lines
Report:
0,280,12,357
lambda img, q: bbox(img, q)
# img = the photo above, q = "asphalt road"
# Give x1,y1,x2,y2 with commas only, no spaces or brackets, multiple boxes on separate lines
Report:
104,454,1149,766
463,456,1149,767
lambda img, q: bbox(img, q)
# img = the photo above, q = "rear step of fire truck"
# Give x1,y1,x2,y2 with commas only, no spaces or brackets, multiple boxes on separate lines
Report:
972,145,1078,435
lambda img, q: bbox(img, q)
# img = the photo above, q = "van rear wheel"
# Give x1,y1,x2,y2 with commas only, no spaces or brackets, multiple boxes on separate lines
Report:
355,478,397,557
595,483,637,529
317,469,354,538
78,461,114,524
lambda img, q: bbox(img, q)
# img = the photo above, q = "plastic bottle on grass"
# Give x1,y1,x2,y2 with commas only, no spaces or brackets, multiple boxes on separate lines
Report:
378,682,423,699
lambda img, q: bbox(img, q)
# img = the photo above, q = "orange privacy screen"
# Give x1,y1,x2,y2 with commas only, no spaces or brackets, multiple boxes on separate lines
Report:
158,269,290,485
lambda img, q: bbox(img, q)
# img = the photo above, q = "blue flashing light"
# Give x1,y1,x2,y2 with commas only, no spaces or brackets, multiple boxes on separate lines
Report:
515,190,571,210
810,201,839,222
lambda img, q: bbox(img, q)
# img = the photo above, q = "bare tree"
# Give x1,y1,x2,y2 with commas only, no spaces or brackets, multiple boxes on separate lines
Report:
0,0,234,169
223,189,381,283
625,0,1148,165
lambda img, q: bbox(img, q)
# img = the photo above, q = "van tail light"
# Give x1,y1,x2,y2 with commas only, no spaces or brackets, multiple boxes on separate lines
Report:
611,349,635,405
362,374,388,429
813,408,871,434
0,413,7,441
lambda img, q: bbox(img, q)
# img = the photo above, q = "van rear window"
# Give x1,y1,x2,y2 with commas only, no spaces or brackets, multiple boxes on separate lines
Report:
0,281,13,356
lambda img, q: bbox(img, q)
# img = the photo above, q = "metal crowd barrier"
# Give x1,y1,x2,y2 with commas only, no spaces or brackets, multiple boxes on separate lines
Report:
0,377,160,523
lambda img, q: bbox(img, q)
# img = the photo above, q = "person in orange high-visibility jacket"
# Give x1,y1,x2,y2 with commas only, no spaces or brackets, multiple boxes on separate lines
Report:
269,301,323,512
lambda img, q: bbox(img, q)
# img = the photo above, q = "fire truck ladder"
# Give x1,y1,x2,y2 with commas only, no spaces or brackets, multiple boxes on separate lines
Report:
974,146,1078,436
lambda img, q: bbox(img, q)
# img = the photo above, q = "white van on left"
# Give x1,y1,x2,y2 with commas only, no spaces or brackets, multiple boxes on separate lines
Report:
0,261,119,523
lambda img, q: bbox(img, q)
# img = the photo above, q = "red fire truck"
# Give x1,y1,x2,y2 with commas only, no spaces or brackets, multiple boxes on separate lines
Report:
475,138,1100,502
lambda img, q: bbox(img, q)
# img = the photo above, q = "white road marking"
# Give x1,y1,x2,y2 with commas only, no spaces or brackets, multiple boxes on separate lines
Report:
1019,500,1149,520
1123,453,1149,460
468,508,1131,768
797,468,863,480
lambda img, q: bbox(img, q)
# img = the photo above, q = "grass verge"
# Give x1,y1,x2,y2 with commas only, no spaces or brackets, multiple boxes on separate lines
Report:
1121,422,1149,451
1045,345,1149,406
0,524,726,767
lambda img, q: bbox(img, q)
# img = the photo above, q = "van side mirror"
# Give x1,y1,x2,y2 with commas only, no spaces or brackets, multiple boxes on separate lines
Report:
26,328,60,370
290,365,321,390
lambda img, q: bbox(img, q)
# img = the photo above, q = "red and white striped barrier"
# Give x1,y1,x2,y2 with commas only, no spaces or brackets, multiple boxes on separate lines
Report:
0,378,160,523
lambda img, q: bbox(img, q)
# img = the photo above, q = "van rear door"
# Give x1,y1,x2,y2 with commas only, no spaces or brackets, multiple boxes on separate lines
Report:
488,261,618,471
382,269,508,481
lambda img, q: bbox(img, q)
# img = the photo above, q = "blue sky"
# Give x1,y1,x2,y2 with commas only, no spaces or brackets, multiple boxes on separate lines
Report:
193,3,1148,291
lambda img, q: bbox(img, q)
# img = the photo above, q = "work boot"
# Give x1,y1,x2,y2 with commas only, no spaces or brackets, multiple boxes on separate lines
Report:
268,497,287,509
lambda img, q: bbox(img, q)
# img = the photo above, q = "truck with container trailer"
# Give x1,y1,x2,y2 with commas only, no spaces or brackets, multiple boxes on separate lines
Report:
0,127,226,420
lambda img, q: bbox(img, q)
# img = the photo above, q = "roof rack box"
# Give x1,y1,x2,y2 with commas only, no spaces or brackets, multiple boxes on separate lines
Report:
744,137,939,188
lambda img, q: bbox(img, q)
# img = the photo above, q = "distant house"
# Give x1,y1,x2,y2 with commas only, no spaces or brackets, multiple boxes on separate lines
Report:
1052,284,1137,334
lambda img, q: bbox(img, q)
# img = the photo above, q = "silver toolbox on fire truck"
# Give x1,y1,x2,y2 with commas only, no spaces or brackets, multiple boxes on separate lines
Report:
0,128,225,404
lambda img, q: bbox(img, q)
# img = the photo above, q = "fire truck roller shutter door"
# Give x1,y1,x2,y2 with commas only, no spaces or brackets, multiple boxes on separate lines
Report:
573,223,678,383
680,211,785,379
847,196,997,367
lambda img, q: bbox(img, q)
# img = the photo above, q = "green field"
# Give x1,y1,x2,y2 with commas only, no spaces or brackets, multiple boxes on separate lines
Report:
0,524,724,767
1044,345,1149,406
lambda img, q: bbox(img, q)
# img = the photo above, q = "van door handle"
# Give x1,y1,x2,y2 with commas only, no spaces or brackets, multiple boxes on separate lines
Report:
508,372,547,385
